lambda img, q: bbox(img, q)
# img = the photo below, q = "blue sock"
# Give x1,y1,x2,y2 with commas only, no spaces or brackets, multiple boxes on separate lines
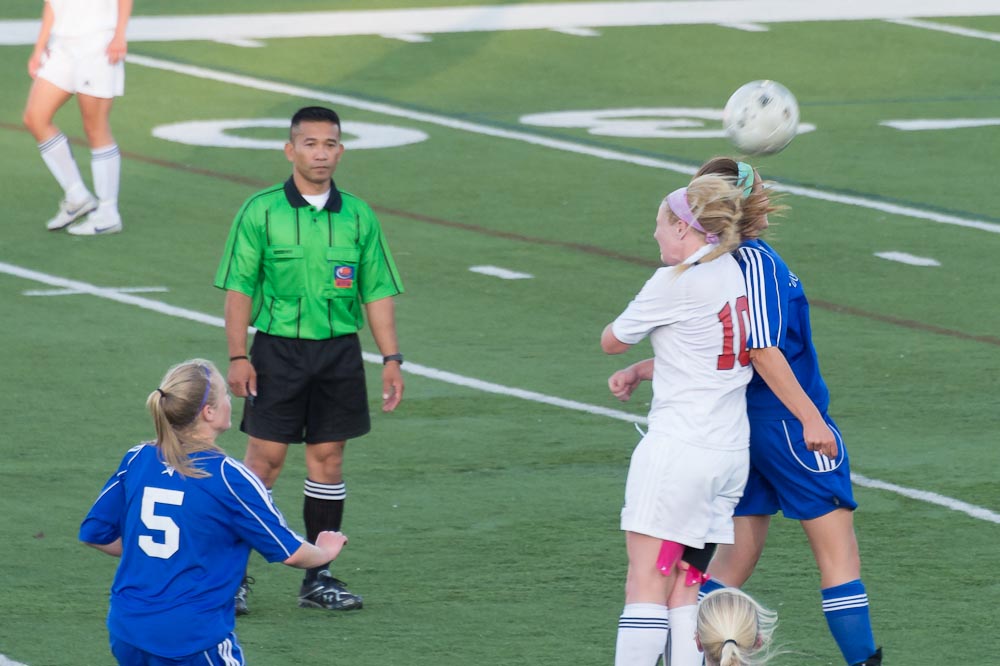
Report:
821,579,876,664
697,577,726,601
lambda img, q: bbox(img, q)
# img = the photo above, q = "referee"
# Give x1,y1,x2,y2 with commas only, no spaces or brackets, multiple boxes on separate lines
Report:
214,106,404,613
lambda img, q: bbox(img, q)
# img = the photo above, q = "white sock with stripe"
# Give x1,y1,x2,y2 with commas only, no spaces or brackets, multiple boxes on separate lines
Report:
667,605,702,666
91,143,121,213
615,603,668,666
38,133,89,203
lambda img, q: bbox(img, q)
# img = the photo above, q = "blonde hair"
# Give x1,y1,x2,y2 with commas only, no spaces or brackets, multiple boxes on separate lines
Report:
693,156,786,240
698,588,778,666
667,174,745,274
145,359,224,478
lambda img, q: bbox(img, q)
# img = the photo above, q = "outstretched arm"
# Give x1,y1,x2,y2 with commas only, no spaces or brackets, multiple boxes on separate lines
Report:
749,347,838,458
284,531,348,569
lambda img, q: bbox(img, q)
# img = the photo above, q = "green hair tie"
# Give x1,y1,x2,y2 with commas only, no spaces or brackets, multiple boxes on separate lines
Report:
736,162,755,199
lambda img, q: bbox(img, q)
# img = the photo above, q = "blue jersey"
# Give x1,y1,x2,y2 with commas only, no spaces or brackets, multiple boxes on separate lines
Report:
736,239,830,420
80,444,305,658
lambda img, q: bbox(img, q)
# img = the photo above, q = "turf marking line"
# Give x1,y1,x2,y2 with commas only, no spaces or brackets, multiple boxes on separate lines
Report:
873,251,940,266
887,17,1000,42
3,259,999,526
126,54,1000,236
852,474,1000,525
5,1,1000,45
23,286,169,296
468,265,534,280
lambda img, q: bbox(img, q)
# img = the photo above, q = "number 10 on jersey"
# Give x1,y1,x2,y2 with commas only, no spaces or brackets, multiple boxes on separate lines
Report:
717,296,751,371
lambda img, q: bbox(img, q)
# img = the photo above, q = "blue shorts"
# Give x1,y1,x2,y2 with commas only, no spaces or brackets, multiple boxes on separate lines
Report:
734,415,857,520
110,633,244,666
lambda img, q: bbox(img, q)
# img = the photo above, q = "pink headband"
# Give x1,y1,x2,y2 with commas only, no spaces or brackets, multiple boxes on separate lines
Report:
666,187,719,245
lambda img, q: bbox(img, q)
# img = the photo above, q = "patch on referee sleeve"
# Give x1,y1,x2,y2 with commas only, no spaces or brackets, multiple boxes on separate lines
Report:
334,265,355,288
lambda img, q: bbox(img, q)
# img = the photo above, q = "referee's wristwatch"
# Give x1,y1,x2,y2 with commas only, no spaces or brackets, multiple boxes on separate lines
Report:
383,353,404,366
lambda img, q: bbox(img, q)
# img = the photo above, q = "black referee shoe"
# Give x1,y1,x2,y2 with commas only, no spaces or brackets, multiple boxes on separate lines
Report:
298,571,363,610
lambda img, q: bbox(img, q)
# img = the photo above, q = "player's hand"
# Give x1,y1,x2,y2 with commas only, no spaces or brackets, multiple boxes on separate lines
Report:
106,34,127,64
608,367,641,402
315,530,348,560
803,417,838,459
381,362,404,412
28,50,44,78
227,359,257,399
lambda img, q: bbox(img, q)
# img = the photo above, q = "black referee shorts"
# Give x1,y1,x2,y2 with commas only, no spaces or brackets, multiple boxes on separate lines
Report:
241,332,371,444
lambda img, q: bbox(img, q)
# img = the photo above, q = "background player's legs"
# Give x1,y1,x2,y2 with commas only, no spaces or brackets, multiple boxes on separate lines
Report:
298,440,360,610
68,94,122,234
23,78,96,228
704,514,770,589
235,436,290,615
243,436,290,488
303,440,346,578
666,572,701,666
616,532,671,666
802,509,878,665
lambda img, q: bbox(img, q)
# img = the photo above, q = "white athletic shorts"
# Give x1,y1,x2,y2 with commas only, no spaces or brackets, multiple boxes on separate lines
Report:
620,432,749,548
37,31,124,98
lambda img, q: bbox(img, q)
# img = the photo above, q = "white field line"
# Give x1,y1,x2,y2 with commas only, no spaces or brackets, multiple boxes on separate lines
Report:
23,286,169,296
3,259,999,525
4,1,1000,44
468,265,534,279
886,17,1000,42
852,474,1000,524
873,251,941,266
127,53,1000,235
882,118,1000,131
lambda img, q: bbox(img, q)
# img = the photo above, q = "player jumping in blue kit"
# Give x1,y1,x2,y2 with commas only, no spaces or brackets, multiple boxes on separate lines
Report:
695,158,882,666
80,359,349,666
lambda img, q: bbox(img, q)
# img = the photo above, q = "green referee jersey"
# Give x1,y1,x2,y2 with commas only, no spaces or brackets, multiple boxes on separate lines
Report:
214,178,404,340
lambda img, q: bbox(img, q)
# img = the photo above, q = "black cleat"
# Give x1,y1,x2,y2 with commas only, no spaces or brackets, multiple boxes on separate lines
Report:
298,570,363,610
235,575,255,616
852,647,883,666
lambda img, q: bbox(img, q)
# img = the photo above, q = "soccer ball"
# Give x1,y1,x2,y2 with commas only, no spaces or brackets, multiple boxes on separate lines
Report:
722,80,800,155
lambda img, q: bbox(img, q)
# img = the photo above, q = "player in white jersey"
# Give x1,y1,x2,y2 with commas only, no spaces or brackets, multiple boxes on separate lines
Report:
22,0,132,235
601,174,754,666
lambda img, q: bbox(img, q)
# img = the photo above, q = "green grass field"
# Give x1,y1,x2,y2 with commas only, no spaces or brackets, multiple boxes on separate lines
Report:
2,2,999,665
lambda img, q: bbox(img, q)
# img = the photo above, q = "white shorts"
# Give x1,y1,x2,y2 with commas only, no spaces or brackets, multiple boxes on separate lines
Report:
37,32,124,98
620,433,749,548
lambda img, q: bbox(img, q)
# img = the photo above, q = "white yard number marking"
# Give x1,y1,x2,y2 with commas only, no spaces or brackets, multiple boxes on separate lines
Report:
139,487,185,559
520,107,816,139
152,118,429,150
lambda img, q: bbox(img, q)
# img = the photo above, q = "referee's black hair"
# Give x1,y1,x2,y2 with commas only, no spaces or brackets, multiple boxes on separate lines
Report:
290,106,341,139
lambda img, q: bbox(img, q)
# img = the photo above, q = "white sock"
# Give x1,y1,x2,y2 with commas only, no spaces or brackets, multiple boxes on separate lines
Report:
667,605,701,666
38,133,89,202
91,143,120,213
615,603,669,666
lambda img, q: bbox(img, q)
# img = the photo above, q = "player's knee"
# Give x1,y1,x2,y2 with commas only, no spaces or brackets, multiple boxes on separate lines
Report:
22,108,45,136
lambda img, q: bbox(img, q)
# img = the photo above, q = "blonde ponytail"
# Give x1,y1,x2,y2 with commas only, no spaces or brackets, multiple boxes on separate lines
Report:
146,359,223,478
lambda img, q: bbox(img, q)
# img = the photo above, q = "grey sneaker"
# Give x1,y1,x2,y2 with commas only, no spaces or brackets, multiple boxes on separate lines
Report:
67,207,122,235
235,575,254,616
298,571,362,610
47,194,98,231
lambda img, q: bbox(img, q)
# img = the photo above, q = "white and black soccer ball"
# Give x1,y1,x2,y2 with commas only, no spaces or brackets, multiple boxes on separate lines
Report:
722,80,800,156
